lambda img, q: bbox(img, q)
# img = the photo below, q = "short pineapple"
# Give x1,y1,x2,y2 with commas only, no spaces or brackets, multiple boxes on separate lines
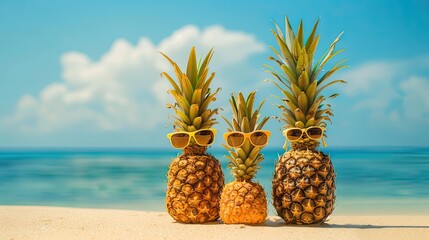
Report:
266,18,347,224
220,91,270,224
161,47,225,223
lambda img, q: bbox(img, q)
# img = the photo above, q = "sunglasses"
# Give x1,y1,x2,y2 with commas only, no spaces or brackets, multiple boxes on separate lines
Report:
167,128,216,149
284,127,325,141
283,126,326,149
223,130,271,148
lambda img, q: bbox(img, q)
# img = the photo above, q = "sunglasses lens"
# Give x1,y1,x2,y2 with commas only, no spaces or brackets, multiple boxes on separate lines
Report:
286,129,302,141
307,127,323,139
194,130,215,146
226,133,244,147
250,131,268,146
170,133,190,148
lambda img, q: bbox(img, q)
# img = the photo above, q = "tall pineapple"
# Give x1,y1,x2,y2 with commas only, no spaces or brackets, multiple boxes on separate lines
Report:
161,47,224,223
220,91,270,224
266,18,347,224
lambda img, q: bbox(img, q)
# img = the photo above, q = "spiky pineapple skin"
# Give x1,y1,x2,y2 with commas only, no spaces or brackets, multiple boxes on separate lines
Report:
220,181,267,224
272,150,336,224
166,151,224,223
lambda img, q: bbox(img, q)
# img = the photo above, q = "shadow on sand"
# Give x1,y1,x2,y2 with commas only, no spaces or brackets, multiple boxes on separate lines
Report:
169,217,429,229
263,218,429,229
320,223,429,229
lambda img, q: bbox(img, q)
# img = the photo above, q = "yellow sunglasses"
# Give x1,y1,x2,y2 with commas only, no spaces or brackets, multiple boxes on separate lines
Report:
283,126,327,149
167,128,216,149
223,130,271,148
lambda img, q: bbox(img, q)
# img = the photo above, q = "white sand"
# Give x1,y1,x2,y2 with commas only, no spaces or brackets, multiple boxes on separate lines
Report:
1,206,428,240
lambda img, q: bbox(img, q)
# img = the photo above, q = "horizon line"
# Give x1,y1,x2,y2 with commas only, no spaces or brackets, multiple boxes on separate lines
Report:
0,146,428,152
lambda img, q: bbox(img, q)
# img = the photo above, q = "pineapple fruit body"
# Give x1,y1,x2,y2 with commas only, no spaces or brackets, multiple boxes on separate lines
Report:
220,181,267,224
266,18,346,224
220,91,269,224
161,47,225,223
166,146,224,223
272,149,335,224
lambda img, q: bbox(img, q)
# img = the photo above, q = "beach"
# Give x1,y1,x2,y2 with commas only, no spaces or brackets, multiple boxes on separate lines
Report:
1,206,428,240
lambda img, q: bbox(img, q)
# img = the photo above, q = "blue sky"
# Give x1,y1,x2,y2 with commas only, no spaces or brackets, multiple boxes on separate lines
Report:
0,0,428,148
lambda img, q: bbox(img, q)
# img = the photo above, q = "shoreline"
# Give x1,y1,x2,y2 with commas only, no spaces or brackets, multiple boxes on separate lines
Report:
1,206,428,240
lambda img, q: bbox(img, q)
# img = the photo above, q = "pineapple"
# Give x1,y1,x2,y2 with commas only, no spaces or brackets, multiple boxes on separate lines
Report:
266,18,347,224
161,47,225,223
220,91,270,224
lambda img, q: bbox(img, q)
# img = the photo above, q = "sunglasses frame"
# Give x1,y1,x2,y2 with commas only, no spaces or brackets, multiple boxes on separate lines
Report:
167,128,217,149
223,130,271,148
282,126,327,149
284,126,326,142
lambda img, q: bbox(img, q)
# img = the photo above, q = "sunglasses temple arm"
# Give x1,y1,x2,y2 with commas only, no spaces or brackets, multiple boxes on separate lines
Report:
322,136,327,148
283,138,288,150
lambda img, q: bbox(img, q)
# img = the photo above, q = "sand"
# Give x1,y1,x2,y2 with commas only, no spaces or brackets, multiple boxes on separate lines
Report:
1,206,428,240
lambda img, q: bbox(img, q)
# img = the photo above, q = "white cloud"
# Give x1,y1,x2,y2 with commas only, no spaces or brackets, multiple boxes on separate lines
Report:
2,25,265,133
342,61,399,95
338,57,429,126
353,87,400,119
400,76,429,120
157,25,264,68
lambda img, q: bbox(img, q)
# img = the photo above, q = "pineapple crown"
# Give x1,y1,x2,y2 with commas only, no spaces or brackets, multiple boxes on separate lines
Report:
265,18,347,143
223,91,270,181
223,91,269,133
161,47,221,133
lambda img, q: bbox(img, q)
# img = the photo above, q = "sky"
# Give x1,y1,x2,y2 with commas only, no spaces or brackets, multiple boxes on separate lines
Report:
0,0,428,148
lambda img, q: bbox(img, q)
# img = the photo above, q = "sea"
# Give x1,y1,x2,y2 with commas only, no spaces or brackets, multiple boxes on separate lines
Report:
1,147,428,215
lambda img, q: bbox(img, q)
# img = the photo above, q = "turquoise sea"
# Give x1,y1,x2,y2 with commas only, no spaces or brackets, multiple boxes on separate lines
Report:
1,147,428,215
